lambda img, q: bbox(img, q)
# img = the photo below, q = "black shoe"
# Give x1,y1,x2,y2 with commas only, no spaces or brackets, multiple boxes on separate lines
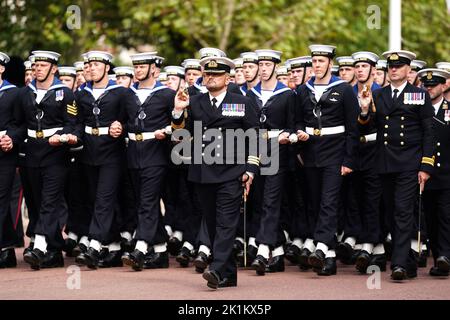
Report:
23,248,46,270
355,250,371,274
251,255,268,276
176,247,192,268
350,249,361,264
63,239,78,257
436,256,450,273
144,251,169,269
167,237,182,256
41,250,64,268
120,238,135,253
266,255,285,273
202,269,221,290
247,245,257,262
308,249,325,270
75,247,100,269
317,258,337,276
193,252,209,273
0,248,17,268
429,266,449,277
391,266,407,281
336,242,353,264
99,250,123,268
121,249,145,271
298,248,312,270
232,240,245,267
72,243,87,257
23,242,34,257
285,244,301,265
218,277,237,288
368,254,387,272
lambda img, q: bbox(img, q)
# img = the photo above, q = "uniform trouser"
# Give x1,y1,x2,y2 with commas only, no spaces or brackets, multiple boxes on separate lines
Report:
9,170,24,245
176,169,202,245
288,166,308,240
423,188,450,262
304,166,343,249
116,166,137,235
235,186,254,243
0,165,19,248
343,170,383,244
27,165,67,251
65,155,90,237
380,171,418,270
195,180,242,280
162,167,178,231
19,165,38,238
340,174,362,240
85,164,121,244
255,169,287,248
130,166,168,245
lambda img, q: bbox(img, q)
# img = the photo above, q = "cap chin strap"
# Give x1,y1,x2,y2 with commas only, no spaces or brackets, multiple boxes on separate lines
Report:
361,66,373,84
319,58,331,80
249,66,259,83
94,65,107,84
301,66,307,85
382,71,387,87
39,66,53,83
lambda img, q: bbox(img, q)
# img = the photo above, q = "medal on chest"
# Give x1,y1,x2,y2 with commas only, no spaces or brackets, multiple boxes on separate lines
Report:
404,92,425,105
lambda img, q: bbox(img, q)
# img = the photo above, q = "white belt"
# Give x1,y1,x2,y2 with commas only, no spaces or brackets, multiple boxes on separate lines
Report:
0,130,6,137
27,127,63,139
262,130,283,139
85,126,109,136
360,133,377,143
128,132,156,141
306,125,345,136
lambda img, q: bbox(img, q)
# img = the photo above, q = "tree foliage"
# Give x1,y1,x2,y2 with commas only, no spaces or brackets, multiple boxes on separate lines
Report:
0,0,448,65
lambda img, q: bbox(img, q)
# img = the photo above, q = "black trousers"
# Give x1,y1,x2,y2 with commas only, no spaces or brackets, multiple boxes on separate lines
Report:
65,154,91,237
115,166,137,235
304,166,343,249
423,188,450,261
195,179,242,280
254,169,288,248
0,165,19,248
9,170,24,246
85,164,121,244
343,170,383,244
340,175,362,239
19,165,38,239
27,165,67,250
162,167,178,231
381,171,418,270
130,166,167,245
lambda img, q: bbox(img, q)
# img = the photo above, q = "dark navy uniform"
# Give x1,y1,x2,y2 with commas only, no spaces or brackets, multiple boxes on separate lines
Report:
173,80,259,285
76,80,129,247
296,76,359,251
0,79,21,256
125,81,174,249
361,79,435,276
17,78,77,251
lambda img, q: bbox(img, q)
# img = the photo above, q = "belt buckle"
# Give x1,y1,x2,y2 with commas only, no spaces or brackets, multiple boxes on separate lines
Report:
313,128,321,136
360,136,367,143
92,128,99,136
36,130,44,139
136,133,143,141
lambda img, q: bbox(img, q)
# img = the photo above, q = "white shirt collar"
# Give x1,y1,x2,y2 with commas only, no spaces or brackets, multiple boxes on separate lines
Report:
209,90,227,107
433,97,444,116
390,81,408,97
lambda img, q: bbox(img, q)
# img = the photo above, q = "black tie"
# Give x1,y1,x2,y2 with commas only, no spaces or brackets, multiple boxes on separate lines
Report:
211,97,218,108
392,89,399,103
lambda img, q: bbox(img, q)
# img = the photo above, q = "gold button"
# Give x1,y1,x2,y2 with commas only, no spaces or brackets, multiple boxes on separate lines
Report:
400,141,404,145
437,152,441,156
384,133,388,137
384,125,389,129
437,142,441,146
437,163,441,167
385,116,389,120
401,125,404,128
401,116,405,120
400,133,404,137
384,141,388,145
